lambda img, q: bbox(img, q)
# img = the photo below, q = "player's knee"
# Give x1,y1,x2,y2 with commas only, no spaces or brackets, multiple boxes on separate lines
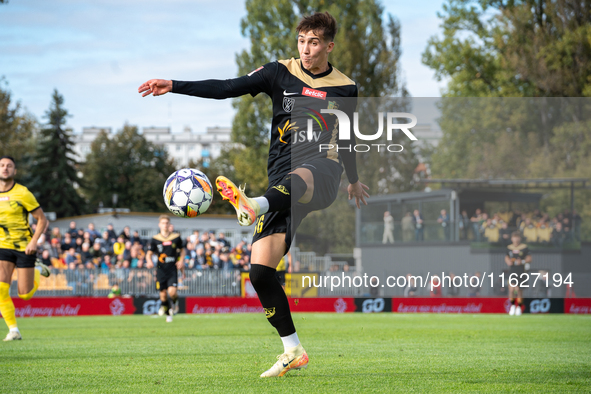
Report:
18,291,34,300
249,264,275,291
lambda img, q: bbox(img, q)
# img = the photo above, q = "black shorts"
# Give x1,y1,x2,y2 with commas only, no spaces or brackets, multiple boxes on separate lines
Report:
252,158,343,251
509,264,525,276
0,248,36,268
509,264,525,289
156,267,178,291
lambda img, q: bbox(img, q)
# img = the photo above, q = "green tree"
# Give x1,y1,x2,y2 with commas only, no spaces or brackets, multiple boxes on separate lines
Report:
83,124,176,213
423,1,591,179
0,78,36,178
28,90,86,217
422,0,591,99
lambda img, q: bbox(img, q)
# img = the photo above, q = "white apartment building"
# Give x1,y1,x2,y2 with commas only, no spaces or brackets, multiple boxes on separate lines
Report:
72,126,232,167
411,123,442,148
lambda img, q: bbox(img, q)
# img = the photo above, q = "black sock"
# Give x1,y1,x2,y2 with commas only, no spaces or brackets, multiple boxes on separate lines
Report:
249,264,295,337
263,174,308,212
169,295,177,309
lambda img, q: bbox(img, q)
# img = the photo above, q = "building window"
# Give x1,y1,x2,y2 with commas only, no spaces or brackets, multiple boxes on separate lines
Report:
176,145,181,151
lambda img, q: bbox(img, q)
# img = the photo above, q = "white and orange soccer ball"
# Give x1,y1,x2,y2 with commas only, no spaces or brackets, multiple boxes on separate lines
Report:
163,168,212,218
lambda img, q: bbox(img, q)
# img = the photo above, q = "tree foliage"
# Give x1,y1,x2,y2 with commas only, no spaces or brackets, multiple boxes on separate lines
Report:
28,90,86,217
0,78,36,178
83,124,176,213
423,1,591,176
423,2,591,238
423,0,591,98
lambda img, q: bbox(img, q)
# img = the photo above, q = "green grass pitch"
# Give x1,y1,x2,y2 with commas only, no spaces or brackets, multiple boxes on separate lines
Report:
1,313,590,393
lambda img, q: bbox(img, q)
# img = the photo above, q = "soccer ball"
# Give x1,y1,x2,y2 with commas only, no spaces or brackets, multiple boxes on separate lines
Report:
163,168,213,218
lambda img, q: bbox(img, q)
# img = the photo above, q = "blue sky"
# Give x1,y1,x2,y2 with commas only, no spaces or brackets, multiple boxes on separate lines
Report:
0,0,447,135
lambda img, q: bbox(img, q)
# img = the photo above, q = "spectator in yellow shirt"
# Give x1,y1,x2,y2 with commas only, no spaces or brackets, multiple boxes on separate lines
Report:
536,220,552,244
483,219,500,243
112,236,126,256
521,218,538,243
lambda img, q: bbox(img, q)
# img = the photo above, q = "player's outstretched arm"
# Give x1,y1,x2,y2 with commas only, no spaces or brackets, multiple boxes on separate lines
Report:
25,208,48,255
138,79,173,97
348,181,370,209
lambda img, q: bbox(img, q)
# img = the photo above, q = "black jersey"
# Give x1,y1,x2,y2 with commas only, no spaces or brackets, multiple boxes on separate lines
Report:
172,58,359,184
506,243,529,264
149,232,183,273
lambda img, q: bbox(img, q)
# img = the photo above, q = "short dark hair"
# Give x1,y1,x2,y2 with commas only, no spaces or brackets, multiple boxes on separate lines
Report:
296,12,337,42
511,231,521,238
0,156,16,166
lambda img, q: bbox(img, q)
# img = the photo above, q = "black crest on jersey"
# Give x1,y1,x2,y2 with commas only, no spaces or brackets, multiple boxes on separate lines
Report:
283,97,295,113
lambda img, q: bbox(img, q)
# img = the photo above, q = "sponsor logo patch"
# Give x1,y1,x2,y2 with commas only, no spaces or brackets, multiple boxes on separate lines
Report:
302,87,326,100
277,120,298,144
264,307,275,318
283,97,295,113
272,185,290,195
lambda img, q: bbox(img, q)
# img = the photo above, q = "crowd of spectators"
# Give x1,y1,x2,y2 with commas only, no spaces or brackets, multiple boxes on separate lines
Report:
33,221,254,273
380,207,582,245
460,208,582,246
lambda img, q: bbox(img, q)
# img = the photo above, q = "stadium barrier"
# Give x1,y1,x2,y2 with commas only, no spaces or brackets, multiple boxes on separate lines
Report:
9,269,243,297
2,297,589,318
10,269,366,297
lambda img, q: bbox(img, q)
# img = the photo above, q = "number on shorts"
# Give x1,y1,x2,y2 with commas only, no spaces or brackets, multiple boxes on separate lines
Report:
254,215,265,234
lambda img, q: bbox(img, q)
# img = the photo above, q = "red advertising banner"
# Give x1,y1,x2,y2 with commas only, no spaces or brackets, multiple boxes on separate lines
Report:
0,297,136,318
564,298,591,314
7,297,589,317
391,297,510,314
185,297,357,314
289,297,356,313
186,297,264,314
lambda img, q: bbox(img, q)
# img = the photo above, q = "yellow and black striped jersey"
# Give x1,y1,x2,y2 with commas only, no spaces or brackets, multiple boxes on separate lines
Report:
0,183,40,251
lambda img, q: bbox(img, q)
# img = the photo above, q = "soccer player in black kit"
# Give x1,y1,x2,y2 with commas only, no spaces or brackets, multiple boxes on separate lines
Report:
145,215,185,323
139,12,369,377
505,231,531,316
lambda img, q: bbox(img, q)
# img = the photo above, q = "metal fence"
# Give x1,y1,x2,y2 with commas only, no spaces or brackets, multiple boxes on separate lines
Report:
9,268,366,297
9,268,242,297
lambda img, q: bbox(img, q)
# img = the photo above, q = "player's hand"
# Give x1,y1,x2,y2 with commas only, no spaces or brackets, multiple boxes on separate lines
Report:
138,79,173,97
348,181,370,209
24,241,37,255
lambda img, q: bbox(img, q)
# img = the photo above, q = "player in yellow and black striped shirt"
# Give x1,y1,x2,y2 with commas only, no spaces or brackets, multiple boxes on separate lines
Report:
0,156,51,341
